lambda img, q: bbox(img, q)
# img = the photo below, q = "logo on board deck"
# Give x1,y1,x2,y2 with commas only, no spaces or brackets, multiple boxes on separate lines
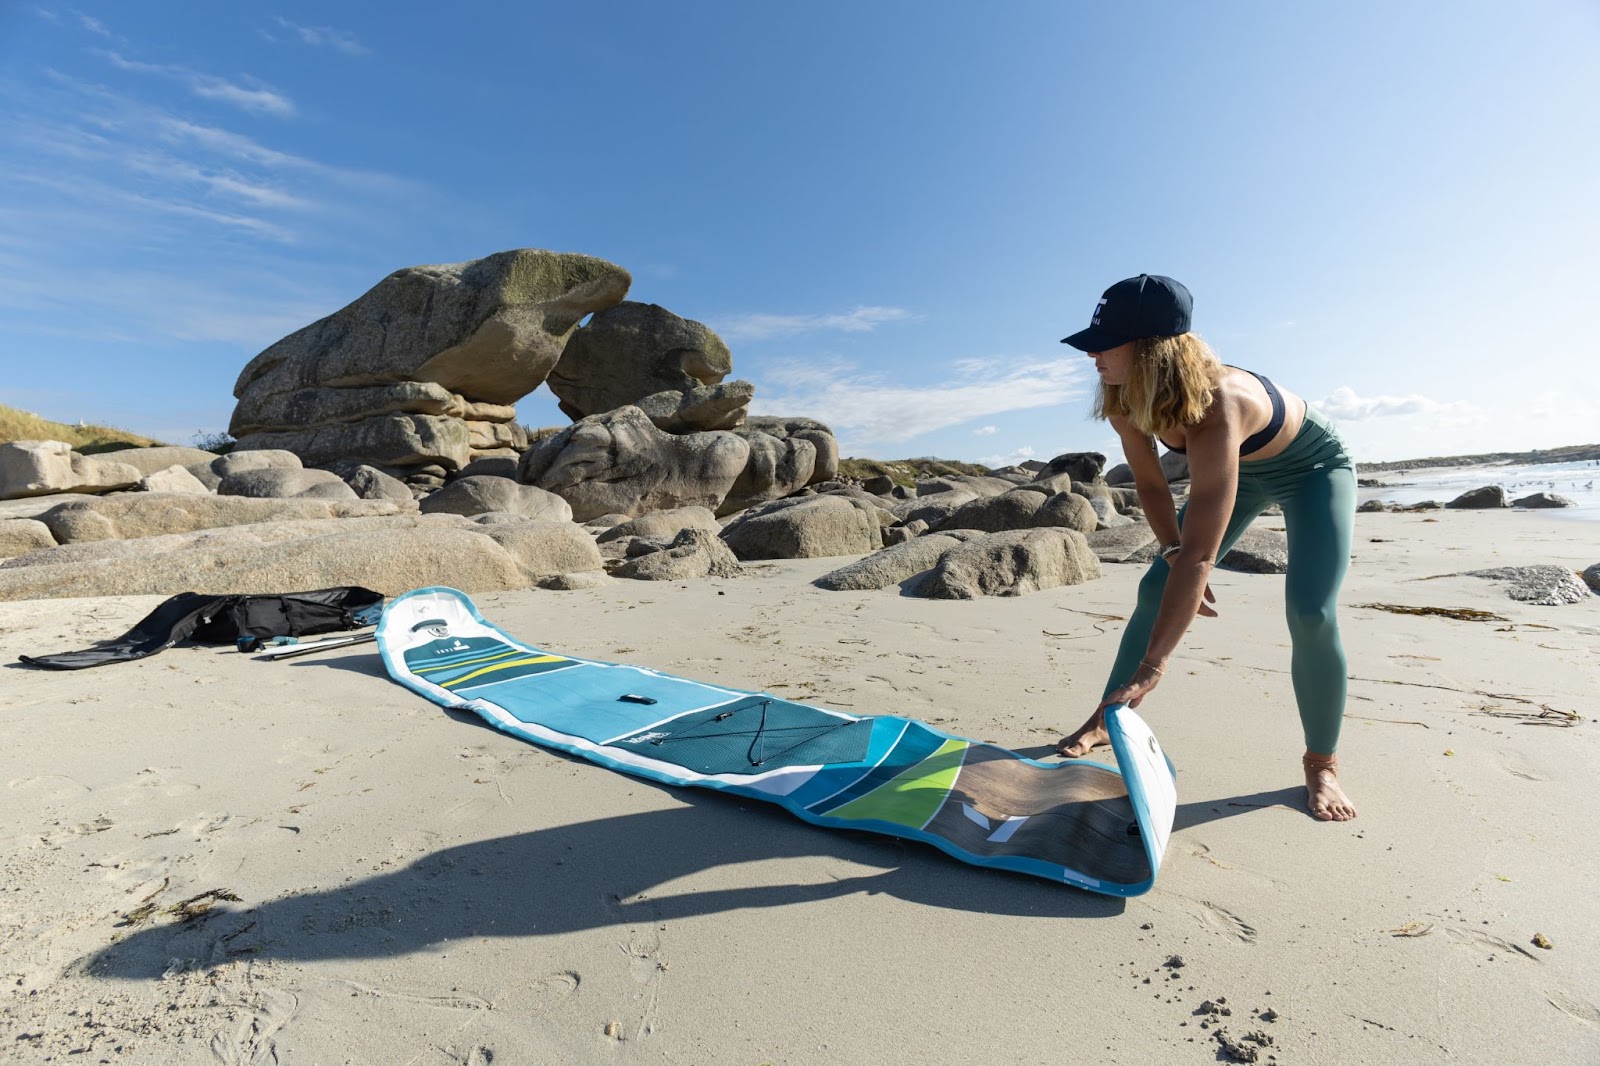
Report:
431,638,470,654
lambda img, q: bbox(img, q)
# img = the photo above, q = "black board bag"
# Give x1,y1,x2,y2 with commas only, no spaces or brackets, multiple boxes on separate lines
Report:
17,587,383,670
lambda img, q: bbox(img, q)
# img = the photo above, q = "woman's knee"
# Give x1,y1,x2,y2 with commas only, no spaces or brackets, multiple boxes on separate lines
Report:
1285,601,1340,641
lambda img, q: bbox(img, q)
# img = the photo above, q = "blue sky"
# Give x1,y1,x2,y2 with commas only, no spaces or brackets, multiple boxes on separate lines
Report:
2,2,1596,464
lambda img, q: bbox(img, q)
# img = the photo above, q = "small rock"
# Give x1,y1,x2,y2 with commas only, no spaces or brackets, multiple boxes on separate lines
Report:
603,1021,622,1039
1532,932,1553,949
1164,954,1186,969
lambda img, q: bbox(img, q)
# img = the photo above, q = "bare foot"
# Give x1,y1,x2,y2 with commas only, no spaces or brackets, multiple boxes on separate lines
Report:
1303,752,1357,821
1054,710,1109,758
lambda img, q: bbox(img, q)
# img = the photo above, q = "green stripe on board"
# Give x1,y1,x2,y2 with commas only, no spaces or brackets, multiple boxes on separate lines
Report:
412,647,524,674
824,738,967,828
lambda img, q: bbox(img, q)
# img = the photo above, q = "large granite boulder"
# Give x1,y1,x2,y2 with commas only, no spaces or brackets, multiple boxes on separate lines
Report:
36,494,409,544
814,531,981,591
137,465,212,495
229,249,631,473
1034,492,1099,533
1583,563,1600,594
719,427,819,515
1464,565,1592,605
634,381,756,433
889,487,979,529
186,449,303,491
519,406,749,522
921,528,1101,599
615,528,742,581
217,468,359,501
0,518,55,558
0,441,141,500
720,494,884,560
420,476,573,522
1086,522,1159,564
1513,492,1575,509
745,416,838,485
917,474,1015,498
546,301,739,425
932,489,1049,533
325,462,415,502
1217,526,1289,573
1447,485,1509,509
1037,451,1106,483
595,506,720,544
104,445,221,476
0,514,600,600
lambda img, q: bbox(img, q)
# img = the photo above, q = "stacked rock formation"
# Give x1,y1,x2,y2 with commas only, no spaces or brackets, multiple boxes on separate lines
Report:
229,249,633,488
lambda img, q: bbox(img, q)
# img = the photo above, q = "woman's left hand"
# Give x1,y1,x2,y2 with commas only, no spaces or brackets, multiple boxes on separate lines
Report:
1097,661,1164,711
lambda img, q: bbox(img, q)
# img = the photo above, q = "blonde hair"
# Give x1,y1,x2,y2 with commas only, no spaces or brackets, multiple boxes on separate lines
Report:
1093,332,1223,437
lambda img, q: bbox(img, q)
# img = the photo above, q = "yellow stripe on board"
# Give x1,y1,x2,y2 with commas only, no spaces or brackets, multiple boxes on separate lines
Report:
413,647,525,674
440,655,567,688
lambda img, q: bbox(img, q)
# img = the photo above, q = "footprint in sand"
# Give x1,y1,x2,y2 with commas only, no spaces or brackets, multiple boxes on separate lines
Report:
7,774,92,799
1502,754,1550,782
208,988,299,1066
529,970,580,1014
1444,926,1541,960
1547,991,1600,1027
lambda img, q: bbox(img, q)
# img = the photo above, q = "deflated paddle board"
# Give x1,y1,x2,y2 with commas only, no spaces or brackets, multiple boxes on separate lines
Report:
378,587,1177,896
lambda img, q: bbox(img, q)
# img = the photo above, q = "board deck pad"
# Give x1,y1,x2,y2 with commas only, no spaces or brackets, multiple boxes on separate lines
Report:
378,587,1177,896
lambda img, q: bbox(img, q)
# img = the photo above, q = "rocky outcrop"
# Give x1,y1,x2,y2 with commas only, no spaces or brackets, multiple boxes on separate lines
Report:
35,494,409,544
615,528,742,581
546,301,741,425
720,495,884,560
921,528,1101,599
0,514,601,600
229,249,631,474
419,476,573,522
0,441,141,500
634,381,756,433
719,427,819,515
519,406,749,522
326,462,414,502
932,489,1049,533
744,417,838,485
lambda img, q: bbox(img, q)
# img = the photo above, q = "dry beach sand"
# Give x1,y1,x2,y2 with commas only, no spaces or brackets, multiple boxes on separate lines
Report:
2,509,1598,1065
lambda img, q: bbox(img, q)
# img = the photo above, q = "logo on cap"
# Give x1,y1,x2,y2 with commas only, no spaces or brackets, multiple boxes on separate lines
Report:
1091,298,1107,326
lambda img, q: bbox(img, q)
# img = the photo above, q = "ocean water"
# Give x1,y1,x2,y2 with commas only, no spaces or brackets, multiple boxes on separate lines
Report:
1357,460,1600,522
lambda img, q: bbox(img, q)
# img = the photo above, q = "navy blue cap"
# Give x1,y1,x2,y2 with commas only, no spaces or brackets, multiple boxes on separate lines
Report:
1061,275,1193,351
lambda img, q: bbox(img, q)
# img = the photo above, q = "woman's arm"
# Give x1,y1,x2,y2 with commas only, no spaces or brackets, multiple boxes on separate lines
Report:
1098,407,1239,710
1112,416,1180,547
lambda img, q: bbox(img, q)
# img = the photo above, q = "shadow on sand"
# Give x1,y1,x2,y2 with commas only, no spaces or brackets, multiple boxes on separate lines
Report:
85,775,1136,980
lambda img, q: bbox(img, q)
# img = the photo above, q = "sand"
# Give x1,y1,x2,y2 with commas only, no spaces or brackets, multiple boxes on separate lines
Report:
2,509,1598,1065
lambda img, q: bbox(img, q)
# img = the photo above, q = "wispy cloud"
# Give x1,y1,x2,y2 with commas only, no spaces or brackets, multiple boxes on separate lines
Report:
712,305,914,342
1317,386,1483,425
74,11,112,37
972,425,997,436
751,356,1090,449
269,17,370,55
102,51,296,117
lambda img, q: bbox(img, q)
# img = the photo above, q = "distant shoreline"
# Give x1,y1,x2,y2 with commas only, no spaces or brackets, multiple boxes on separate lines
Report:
1354,442,1600,474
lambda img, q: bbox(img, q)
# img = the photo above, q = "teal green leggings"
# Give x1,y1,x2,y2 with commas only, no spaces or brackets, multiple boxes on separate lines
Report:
1103,408,1356,754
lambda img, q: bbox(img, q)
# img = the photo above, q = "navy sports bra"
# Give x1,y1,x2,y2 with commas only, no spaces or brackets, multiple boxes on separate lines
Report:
1159,367,1285,457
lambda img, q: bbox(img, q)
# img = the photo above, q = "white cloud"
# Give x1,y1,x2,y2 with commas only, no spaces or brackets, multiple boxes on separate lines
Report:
271,17,370,56
751,356,1091,450
972,425,997,436
979,445,1037,468
712,305,913,342
1316,386,1482,425
103,51,296,117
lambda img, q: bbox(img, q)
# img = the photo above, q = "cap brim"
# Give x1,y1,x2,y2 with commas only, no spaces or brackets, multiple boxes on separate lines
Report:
1060,325,1128,352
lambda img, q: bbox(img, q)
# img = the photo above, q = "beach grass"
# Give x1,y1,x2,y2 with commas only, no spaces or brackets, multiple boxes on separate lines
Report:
0,402,165,453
